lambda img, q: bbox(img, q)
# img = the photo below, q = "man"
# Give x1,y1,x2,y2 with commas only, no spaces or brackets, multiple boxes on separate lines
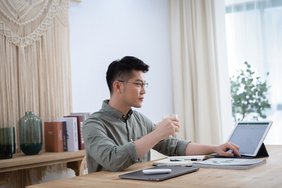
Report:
83,56,240,173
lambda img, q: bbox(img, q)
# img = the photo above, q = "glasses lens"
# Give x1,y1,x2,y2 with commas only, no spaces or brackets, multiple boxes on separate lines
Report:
143,82,148,88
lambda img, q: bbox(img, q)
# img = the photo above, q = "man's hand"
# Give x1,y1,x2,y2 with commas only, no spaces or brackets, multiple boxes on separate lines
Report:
185,142,241,157
154,116,180,139
214,142,241,157
133,116,180,158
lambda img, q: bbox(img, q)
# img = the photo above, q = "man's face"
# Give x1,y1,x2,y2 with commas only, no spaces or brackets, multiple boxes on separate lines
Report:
120,70,147,108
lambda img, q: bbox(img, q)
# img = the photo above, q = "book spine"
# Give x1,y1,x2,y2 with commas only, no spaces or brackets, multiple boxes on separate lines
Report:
44,122,64,152
56,117,79,152
74,116,84,150
62,121,68,152
73,120,79,151
79,121,84,150
66,113,90,150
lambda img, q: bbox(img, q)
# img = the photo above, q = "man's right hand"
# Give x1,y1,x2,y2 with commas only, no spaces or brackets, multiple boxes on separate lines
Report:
154,116,180,139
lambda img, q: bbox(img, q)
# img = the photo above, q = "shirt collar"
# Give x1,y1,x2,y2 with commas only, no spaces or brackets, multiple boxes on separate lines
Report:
102,100,133,121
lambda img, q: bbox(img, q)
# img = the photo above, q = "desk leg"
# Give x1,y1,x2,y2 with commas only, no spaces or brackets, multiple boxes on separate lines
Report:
67,160,82,176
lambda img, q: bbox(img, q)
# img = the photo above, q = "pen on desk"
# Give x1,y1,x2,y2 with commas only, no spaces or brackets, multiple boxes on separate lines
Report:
170,159,181,162
170,158,200,162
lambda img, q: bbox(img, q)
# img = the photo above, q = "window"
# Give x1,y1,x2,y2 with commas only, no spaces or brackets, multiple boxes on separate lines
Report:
225,0,282,144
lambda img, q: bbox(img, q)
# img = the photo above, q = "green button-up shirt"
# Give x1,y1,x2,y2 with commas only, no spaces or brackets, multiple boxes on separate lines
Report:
83,100,189,173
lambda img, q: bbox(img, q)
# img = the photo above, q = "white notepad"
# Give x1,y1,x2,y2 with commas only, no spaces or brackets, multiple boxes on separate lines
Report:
192,158,266,170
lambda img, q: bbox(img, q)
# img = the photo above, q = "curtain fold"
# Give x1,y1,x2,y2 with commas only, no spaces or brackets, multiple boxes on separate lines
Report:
0,0,72,151
170,0,225,144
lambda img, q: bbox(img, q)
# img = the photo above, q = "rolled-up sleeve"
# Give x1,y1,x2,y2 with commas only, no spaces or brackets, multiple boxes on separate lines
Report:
83,119,139,172
153,137,190,156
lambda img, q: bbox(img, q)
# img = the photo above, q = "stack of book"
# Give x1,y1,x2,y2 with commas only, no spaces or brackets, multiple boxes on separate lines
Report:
44,112,90,152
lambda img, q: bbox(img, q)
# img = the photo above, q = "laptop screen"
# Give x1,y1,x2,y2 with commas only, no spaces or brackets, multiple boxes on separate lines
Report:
228,122,272,156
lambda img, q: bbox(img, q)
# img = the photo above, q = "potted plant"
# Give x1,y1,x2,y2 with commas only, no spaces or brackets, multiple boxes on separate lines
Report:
230,61,271,122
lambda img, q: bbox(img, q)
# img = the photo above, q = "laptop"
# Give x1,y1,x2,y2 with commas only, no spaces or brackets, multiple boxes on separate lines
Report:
119,166,199,181
217,121,272,158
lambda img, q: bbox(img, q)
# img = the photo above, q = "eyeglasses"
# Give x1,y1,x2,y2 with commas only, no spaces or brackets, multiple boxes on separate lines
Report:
118,80,148,88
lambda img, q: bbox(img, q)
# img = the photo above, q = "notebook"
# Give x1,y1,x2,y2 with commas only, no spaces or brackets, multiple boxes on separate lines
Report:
119,166,199,181
192,158,266,170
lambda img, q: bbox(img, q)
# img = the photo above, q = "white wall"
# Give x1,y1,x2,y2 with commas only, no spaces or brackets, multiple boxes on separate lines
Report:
70,0,174,123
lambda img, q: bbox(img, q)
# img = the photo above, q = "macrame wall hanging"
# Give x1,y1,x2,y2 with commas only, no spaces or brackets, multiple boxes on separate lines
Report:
0,0,72,152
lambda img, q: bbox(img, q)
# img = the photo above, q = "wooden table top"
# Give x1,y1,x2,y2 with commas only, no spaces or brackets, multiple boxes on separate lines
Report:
27,145,282,188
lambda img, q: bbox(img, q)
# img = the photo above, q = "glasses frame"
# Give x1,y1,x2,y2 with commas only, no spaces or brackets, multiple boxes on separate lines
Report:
118,80,148,88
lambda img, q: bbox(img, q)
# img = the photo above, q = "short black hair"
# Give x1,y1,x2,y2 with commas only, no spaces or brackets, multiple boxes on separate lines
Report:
106,56,149,94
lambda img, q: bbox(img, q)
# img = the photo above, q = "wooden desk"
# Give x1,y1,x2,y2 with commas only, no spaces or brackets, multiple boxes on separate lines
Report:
0,150,85,188
27,146,282,188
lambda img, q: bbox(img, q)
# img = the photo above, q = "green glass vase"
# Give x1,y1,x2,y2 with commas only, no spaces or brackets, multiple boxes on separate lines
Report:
0,127,15,159
20,111,42,155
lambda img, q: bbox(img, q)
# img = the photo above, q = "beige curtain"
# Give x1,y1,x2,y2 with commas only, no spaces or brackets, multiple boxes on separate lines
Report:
0,0,72,150
170,0,227,144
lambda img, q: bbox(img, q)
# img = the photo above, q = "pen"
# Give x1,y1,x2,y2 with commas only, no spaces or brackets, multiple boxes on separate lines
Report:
170,158,200,162
170,159,181,162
